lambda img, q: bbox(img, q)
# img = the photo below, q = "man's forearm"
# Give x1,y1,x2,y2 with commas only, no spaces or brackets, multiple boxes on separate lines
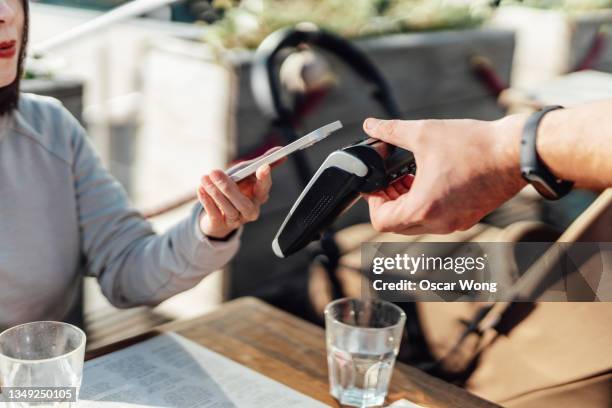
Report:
534,100,612,190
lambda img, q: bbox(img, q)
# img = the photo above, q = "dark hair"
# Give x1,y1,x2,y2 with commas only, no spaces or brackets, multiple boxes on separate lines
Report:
0,0,28,115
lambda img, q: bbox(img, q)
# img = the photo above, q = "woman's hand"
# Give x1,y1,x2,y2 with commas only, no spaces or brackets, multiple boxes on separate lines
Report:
197,163,273,240
362,115,528,235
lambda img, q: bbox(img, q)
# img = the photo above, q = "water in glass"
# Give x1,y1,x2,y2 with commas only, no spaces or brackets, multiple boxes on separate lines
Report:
325,298,405,407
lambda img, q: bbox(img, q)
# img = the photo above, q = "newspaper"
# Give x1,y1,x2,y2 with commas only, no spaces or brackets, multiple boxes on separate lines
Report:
78,332,329,408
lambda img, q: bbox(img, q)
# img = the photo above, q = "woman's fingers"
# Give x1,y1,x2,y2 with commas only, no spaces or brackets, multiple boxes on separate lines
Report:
257,146,287,169
253,164,272,205
202,175,241,226
268,154,288,170
197,186,222,223
199,152,280,232
210,170,259,222
228,146,286,176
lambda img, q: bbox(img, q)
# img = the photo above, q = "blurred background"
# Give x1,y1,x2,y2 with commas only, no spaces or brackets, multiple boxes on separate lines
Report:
25,0,612,350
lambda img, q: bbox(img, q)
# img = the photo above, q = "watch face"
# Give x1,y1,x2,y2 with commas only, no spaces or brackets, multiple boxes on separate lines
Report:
526,174,559,200
533,182,560,200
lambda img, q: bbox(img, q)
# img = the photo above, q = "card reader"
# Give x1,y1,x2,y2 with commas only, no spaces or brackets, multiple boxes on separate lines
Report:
272,139,416,258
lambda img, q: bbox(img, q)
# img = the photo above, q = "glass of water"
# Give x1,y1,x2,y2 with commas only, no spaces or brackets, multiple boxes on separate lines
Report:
325,298,406,407
0,321,86,407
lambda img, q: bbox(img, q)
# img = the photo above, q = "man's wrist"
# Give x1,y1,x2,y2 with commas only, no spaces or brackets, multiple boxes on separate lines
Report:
535,107,567,180
493,113,530,188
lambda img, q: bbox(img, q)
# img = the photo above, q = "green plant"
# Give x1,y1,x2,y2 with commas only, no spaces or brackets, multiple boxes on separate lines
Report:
501,0,612,11
386,0,488,32
203,0,489,50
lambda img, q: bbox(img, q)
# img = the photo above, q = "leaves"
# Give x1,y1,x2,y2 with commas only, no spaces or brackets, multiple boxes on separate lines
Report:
502,0,612,11
203,0,488,50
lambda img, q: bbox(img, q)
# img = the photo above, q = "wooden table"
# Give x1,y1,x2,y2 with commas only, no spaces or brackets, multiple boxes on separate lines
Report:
87,297,500,408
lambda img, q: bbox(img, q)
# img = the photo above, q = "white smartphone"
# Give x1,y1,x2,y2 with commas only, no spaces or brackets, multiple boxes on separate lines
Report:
227,121,343,182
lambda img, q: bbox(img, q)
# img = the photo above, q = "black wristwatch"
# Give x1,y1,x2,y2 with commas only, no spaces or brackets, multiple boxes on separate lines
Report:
520,105,574,200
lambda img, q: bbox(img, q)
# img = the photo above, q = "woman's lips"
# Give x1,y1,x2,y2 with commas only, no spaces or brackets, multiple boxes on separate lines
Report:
0,40,16,59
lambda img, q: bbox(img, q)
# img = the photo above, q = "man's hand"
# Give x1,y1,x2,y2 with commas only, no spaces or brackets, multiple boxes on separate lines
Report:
362,115,528,235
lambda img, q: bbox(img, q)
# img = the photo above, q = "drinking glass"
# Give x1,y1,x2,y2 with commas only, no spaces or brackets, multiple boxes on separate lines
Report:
0,321,86,407
325,298,406,407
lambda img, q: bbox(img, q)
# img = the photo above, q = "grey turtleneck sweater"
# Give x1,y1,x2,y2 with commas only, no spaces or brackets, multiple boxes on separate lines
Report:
0,93,241,330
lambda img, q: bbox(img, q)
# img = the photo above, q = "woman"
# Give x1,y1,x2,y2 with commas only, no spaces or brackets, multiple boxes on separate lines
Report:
0,0,273,328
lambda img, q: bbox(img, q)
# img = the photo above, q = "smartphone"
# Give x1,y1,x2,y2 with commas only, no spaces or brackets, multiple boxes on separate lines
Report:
227,121,343,182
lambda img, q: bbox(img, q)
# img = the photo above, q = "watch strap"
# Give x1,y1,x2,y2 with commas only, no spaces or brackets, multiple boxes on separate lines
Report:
520,105,574,200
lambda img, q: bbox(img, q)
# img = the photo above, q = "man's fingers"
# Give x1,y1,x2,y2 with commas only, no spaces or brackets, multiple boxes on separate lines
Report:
395,224,429,236
363,191,390,206
363,192,395,226
389,174,415,195
363,118,418,150
370,176,415,201
210,170,259,221
368,194,429,235
385,184,401,200
253,164,272,205
367,199,402,232
392,180,410,195
401,174,415,189
366,188,425,233
202,175,241,225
